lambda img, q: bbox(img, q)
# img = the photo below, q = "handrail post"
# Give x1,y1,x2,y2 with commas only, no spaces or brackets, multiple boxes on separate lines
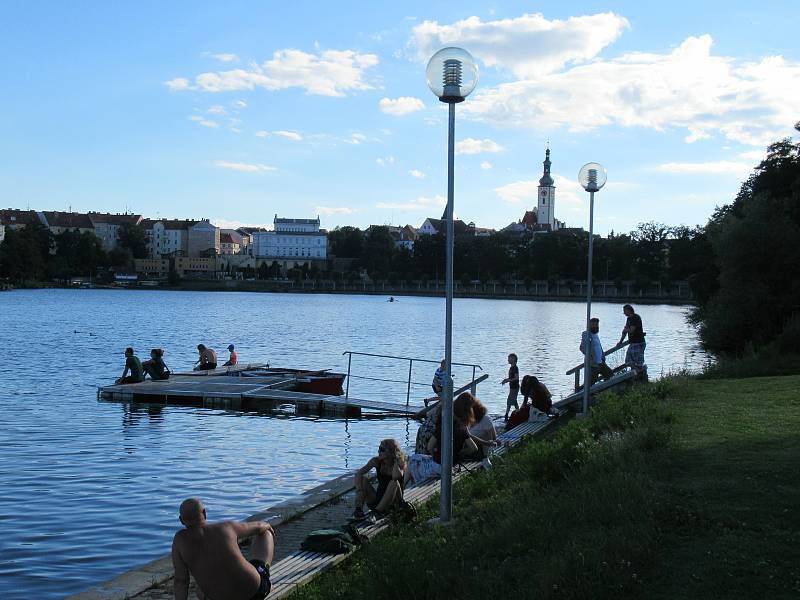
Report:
345,353,352,402
406,359,413,408
471,366,477,396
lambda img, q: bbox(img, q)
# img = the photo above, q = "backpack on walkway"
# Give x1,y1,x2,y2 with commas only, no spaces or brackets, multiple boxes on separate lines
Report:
300,528,357,554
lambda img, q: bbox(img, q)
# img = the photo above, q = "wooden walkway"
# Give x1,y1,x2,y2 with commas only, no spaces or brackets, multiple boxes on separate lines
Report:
98,375,425,418
263,417,555,599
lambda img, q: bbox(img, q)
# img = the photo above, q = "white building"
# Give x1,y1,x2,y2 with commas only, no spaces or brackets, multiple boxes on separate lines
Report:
87,212,143,251
252,216,327,267
187,220,220,257
143,219,198,258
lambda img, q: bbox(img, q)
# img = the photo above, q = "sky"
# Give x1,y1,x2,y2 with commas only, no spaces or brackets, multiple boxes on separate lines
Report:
1,1,798,235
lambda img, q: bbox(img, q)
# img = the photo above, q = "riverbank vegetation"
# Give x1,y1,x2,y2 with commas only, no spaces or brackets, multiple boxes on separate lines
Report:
290,374,800,599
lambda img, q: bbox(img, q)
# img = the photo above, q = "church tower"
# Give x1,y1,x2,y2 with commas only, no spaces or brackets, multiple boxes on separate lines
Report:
537,148,556,229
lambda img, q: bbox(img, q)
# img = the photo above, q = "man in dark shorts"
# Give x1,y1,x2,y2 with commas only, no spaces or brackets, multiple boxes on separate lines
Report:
116,347,143,384
172,497,274,600
619,304,646,375
194,344,218,371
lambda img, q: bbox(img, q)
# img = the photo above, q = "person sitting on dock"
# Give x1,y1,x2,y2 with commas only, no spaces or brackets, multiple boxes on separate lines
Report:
351,438,407,521
580,318,614,385
194,344,218,371
115,347,143,384
223,344,238,367
172,497,274,600
454,392,498,460
142,348,170,380
407,409,478,485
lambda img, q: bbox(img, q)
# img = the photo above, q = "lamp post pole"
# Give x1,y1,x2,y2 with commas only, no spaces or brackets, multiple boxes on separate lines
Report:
578,163,607,417
426,48,478,524
440,101,456,521
582,189,595,416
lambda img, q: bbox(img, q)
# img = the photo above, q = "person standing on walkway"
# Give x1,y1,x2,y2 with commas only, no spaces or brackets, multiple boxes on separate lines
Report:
223,344,238,367
171,497,274,600
116,347,143,384
194,344,218,371
619,304,646,375
580,318,614,385
501,353,520,421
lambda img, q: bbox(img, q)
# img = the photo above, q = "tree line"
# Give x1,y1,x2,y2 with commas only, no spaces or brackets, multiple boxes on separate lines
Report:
0,222,148,282
327,222,711,292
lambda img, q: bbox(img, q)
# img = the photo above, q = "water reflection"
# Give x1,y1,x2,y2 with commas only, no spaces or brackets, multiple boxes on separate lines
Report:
0,289,708,599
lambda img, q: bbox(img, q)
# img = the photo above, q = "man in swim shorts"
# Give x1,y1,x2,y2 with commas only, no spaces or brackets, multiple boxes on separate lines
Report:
172,497,274,600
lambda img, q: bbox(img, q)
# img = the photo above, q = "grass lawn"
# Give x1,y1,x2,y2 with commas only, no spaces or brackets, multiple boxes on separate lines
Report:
289,375,800,600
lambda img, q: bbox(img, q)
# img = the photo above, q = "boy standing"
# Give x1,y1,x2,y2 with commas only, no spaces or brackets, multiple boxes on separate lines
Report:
501,353,520,421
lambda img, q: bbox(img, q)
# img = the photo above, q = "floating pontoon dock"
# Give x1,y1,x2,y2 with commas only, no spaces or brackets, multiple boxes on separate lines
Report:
98,371,425,418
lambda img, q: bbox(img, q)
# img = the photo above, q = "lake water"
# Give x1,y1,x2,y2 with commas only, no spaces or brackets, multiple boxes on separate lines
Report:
0,289,708,598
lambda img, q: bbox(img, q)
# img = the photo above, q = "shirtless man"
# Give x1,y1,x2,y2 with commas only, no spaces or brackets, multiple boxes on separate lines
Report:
171,498,274,600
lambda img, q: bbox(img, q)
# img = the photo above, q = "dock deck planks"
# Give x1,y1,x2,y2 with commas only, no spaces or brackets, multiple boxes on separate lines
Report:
98,375,425,418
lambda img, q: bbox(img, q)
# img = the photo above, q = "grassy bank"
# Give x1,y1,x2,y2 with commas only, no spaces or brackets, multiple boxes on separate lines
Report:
289,375,800,599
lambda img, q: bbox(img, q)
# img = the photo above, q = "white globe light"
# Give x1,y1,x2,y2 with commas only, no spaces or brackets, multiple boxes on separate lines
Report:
426,47,478,103
578,162,607,192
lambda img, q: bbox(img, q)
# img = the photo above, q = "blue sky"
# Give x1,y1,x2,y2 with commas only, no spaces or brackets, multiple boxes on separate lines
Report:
1,1,798,235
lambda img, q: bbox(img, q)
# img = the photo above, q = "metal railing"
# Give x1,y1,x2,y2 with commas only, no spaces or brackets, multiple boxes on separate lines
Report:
342,350,483,408
565,340,630,392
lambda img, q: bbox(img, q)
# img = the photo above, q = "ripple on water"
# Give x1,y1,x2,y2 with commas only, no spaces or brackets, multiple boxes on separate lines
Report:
0,289,708,598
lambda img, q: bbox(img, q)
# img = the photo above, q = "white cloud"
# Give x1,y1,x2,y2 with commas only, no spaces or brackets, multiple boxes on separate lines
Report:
207,105,227,115
212,53,240,63
274,130,303,141
494,174,583,207
654,160,753,175
316,206,357,215
165,77,190,91
411,12,629,77
232,99,247,109
213,160,276,173
376,156,396,167
738,150,765,162
255,130,270,138
455,138,505,155
213,218,271,230
379,96,425,116
460,35,800,146
172,49,379,97
494,180,537,204
480,161,493,170
376,195,446,210
346,133,367,145
188,115,219,128
410,169,426,178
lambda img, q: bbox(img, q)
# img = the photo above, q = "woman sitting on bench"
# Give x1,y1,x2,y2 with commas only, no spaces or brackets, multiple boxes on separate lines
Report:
351,438,407,521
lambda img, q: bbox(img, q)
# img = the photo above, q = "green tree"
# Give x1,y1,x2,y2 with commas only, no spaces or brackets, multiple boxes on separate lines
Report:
117,222,148,259
692,123,800,354
0,223,51,282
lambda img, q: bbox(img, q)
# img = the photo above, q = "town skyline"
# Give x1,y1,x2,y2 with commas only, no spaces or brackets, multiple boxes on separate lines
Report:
1,1,798,235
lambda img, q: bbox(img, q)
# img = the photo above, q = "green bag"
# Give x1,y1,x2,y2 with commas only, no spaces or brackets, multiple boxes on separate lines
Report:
300,528,356,554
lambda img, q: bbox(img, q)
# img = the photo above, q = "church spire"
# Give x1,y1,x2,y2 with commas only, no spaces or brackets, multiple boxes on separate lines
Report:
539,148,554,187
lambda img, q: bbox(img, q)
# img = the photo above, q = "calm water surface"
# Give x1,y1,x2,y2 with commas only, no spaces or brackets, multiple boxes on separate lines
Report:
0,289,707,598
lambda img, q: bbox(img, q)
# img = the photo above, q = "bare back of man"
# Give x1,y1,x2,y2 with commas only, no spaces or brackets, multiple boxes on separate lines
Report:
172,498,273,600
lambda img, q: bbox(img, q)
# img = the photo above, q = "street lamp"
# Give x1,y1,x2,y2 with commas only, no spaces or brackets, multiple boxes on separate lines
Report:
426,47,478,523
578,162,607,417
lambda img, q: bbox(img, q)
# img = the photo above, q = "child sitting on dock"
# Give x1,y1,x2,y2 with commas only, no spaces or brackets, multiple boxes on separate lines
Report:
223,344,237,367
142,348,170,381
351,438,407,521
115,347,143,384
